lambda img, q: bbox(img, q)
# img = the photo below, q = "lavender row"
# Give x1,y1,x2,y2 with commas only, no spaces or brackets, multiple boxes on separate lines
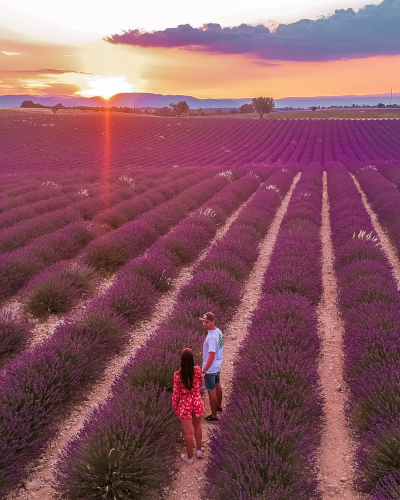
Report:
203,167,324,500
52,168,297,499
14,171,238,321
0,169,204,255
351,165,400,259
0,167,194,224
376,163,400,192
81,171,226,273
0,173,231,373
327,165,400,499
0,171,213,304
0,171,263,497
0,167,182,230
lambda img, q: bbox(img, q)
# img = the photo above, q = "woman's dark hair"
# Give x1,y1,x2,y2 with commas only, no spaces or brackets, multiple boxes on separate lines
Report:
180,348,195,390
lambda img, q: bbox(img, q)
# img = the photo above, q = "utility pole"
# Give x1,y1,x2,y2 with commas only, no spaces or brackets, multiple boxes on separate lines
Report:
390,87,392,118
134,90,136,117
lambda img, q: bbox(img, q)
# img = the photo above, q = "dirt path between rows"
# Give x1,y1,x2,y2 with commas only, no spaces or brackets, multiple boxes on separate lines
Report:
163,173,301,500
352,174,400,288
8,184,262,500
317,172,361,499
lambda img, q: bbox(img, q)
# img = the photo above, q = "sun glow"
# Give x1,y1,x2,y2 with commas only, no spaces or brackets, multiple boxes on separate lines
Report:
76,75,134,99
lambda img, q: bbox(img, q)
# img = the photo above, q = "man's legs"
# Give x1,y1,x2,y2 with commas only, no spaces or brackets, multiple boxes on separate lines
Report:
207,389,218,419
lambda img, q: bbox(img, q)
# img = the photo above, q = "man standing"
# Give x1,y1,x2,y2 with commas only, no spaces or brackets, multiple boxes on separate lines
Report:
200,312,223,422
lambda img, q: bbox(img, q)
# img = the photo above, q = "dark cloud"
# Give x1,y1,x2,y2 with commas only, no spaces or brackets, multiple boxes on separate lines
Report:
105,0,400,61
12,69,91,74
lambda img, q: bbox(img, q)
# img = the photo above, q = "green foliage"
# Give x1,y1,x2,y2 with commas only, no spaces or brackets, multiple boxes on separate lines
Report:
169,100,189,118
252,97,274,119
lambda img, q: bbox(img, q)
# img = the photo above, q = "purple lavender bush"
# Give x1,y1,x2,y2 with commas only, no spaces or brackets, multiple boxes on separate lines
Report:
203,169,324,500
0,305,129,496
178,269,242,313
0,222,95,303
54,385,180,500
98,275,159,325
0,311,32,368
20,262,99,320
327,164,400,495
53,169,297,499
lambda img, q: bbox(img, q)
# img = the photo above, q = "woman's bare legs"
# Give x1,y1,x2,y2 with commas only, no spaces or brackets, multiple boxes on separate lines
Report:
192,415,202,451
181,418,194,459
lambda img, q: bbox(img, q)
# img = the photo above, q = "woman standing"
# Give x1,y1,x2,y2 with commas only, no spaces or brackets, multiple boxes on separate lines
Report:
172,348,205,464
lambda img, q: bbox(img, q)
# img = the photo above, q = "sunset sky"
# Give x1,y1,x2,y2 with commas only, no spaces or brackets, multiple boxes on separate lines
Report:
0,0,399,100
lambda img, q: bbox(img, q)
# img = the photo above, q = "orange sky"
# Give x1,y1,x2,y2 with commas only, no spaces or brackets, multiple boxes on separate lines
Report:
1,40,399,100
134,48,400,99
0,0,398,100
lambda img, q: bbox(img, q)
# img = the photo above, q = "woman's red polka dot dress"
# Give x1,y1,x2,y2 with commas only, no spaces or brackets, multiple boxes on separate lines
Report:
172,365,205,419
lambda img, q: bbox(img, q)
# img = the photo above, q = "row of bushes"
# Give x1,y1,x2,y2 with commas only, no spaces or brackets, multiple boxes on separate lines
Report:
0,169,204,255
0,172,240,376
327,165,400,499
51,167,297,499
92,170,210,230
0,167,195,224
81,172,228,273
0,171,265,497
204,166,324,499
376,163,400,191
0,171,215,304
14,171,235,322
352,165,400,260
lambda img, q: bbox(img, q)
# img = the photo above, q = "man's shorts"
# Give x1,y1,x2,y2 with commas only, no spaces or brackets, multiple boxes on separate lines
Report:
204,371,220,391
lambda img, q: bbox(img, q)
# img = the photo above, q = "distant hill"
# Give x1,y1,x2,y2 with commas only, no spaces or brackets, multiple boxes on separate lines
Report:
276,94,400,109
1,92,399,110
0,93,251,109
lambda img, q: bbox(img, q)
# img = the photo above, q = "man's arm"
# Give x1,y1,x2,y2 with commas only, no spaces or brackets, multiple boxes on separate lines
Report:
202,351,215,373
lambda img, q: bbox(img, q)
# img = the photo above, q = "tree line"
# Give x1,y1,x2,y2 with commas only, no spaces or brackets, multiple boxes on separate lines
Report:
20,96,276,118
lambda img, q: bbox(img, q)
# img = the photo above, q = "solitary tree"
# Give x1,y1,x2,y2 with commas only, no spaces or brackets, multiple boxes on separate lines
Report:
50,103,64,114
252,97,274,119
377,103,386,108
310,106,318,112
169,101,189,118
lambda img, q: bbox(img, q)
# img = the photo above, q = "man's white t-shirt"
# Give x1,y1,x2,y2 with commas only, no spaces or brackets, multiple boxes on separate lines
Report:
202,328,223,374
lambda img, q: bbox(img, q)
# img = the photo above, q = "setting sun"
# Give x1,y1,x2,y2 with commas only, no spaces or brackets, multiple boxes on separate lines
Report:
76,75,135,99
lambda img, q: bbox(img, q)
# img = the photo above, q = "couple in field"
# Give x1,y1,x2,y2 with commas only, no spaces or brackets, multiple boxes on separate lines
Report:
171,312,223,465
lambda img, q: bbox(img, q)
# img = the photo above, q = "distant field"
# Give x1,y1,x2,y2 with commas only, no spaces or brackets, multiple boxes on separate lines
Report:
2,107,399,120
1,112,400,175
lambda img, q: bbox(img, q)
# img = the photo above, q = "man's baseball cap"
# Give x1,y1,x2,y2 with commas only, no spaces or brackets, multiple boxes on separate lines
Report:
199,312,215,322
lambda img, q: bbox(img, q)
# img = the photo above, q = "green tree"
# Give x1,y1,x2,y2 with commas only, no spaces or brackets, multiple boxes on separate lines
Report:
240,103,254,114
252,97,274,119
50,103,64,114
377,103,386,108
169,100,189,118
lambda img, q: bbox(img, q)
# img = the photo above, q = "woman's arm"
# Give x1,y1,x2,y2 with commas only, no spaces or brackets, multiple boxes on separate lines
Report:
172,373,181,414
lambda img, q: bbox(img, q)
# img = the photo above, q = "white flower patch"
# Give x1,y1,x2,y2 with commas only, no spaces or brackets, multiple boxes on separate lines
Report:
266,185,280,193
76,189,89,197
119,175,135,187
247,171,260,179
353,230,381,246
200,207,217,218
358,164,377,173
216,170,234,182
297,191,311,198
41,181,59,189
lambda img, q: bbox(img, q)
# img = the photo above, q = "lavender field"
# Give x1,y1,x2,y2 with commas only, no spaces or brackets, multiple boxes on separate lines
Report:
1,113,400,500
